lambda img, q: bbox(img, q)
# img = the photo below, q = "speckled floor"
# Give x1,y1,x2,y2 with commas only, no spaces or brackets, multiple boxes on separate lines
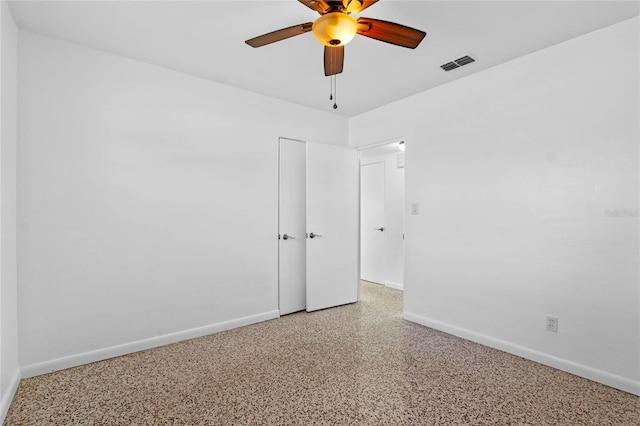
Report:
5,281,639,425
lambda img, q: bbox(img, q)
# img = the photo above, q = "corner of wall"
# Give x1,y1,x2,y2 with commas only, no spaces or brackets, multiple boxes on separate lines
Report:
0,369,20,423
0,0,20,421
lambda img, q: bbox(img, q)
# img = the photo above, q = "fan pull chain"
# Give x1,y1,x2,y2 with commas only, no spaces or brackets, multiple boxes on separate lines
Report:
332,75,338,110
328,75,336,108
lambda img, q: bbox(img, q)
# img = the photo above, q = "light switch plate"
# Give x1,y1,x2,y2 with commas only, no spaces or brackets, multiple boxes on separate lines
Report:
411,203,419,215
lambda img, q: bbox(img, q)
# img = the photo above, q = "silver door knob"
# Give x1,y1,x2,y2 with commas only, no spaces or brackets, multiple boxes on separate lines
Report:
309,232,322,239
375,227,384,232
282,234,295,240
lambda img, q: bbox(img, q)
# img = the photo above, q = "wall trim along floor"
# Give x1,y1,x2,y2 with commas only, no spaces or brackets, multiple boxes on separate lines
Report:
0,369,21,423
404,311,640,396
385,281,404,291
20,310,280,379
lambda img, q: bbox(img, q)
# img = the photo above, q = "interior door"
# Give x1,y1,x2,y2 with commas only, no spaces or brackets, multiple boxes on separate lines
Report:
278,138,306,315
360,162,385,284
306,142,359,312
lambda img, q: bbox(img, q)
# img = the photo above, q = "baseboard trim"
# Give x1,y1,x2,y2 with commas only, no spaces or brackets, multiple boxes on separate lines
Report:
21,310,280,379
404,311,640,396
385,281,404,291
0,368,21,423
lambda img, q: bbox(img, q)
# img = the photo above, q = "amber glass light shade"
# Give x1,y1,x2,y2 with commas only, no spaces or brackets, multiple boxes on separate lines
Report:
312,13,357,47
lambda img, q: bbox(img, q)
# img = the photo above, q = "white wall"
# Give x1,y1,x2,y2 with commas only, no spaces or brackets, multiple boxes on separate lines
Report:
0,0,20,420
17,31,348,374
350,17,640,394
360,149,405,288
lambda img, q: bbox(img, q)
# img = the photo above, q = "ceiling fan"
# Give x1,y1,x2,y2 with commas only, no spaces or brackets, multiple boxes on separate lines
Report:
245,0,426,77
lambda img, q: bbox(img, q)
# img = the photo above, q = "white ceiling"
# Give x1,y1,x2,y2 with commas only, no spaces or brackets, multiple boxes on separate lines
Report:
8,0,639,117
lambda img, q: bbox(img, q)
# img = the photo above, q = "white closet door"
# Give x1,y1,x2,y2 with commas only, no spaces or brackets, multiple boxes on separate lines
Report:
306,142,359,312
278,138,307,315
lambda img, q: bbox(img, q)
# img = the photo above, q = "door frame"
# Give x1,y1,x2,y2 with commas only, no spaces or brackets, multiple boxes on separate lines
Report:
357,136,406,291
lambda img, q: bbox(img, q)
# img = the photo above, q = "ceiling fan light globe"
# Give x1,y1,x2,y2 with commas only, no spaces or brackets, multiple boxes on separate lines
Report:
346,0,363,14
312,13,357,47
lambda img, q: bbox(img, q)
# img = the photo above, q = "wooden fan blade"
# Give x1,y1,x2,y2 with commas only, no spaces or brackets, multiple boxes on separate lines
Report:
356,17,426,49
346,0,379,14
298,0,330,14
245,23,313,48
324,46,344,76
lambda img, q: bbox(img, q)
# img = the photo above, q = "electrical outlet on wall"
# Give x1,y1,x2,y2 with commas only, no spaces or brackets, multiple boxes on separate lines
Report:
546,315,558,333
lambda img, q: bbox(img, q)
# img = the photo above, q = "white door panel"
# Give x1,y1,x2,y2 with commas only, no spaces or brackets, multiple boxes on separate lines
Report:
278,138,306,315
306,142,359,312
360,162,385,284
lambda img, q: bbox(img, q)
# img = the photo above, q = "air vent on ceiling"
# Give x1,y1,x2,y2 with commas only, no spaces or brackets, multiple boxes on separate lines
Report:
440,61,459,71
455,55,475,66
440,55,475,71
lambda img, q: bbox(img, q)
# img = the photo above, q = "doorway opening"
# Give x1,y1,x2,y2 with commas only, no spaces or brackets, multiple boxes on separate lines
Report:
358,139,405,292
